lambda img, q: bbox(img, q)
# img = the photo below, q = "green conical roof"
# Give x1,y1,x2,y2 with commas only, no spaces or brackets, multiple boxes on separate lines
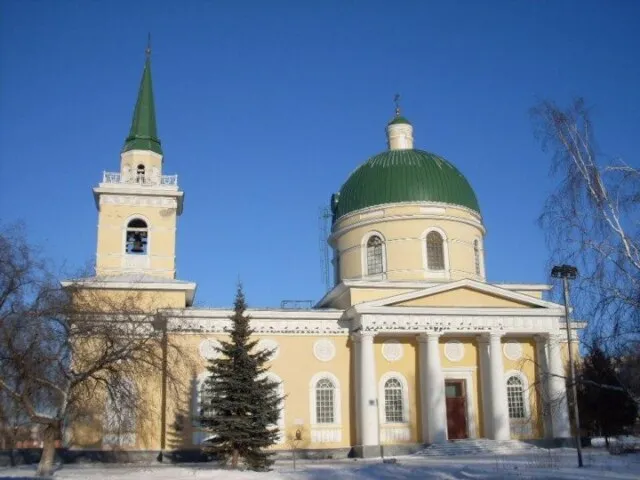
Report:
122,54,162,155
388,115,412,126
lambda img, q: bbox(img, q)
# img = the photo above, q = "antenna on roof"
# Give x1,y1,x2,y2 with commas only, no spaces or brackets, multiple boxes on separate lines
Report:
318,206,332,292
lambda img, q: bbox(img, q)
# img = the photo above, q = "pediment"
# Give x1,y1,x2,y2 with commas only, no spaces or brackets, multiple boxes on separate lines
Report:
358,279,558,310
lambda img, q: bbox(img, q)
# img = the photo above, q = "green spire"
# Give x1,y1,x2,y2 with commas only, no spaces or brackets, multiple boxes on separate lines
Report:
122,40,162,155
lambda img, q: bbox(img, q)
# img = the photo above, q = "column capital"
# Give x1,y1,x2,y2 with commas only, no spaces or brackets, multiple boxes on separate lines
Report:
351,330,375,343
533,333,550,344
478,331,503,342
417,332,441,343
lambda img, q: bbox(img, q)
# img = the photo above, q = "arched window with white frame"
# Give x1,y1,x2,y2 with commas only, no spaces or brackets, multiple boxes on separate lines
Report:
125,218,148,255
426,231,445,270
136,164,146,184
309,372,342,442
505,371,532,437
506,375,526,419
104,378,137,446
474,239,482,276
378,372,409,425
366,235,384,275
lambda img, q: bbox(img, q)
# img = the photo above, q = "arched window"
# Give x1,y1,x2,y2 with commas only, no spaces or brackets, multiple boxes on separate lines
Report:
104,379,136,445
426,231,445,270
474,239,481,276
506,375,526,419
383,378,404,423
315,378,335,424
126,219,148,254
136,164,146,184
366,235,384,275
199,377,216,421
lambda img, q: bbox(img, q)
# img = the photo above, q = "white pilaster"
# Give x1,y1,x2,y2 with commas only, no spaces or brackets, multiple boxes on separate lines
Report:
351,335,362,445
488,333,510,440
547,334,571,438
356,332,379,446
534,334,554,439
419,333,447,444
477,335,493,439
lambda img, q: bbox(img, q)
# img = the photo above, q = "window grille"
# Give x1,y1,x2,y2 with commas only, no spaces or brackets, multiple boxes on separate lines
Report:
506,375,526,419
426,231,445,270
366,235,384,275
315,378,335,424
384,378,404,423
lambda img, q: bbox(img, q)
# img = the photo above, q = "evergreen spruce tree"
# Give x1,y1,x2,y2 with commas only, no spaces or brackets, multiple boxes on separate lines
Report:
200,285,283,470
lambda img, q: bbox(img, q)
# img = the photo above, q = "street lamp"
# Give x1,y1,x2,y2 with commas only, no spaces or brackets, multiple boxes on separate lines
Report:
551,264,583,468
151,316,168,462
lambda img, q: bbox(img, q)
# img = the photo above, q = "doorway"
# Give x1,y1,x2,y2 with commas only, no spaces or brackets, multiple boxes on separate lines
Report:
445,380,468,440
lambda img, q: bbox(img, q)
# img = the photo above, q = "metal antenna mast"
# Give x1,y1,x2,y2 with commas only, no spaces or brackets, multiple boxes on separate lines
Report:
318,206,332,292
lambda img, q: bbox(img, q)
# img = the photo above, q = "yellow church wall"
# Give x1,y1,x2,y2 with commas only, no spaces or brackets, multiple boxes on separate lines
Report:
163,333,355,451
71,288,187,311
333,205,485,283
393,288,533,308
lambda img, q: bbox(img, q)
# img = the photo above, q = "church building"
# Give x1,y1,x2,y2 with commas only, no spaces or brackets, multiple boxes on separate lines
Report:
66,49,580,457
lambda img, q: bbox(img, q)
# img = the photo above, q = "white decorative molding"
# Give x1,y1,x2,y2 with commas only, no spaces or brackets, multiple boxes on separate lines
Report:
313,339,336,362
199,339,222,360
444,340,465,362
359,314,558,334
257,339,280,360
504,341,523,361
359,210,384,220
419,206,446,215
310,428,342,443
381,340,404,362
171,317,348,335
100,195,178,208
380,426,411,443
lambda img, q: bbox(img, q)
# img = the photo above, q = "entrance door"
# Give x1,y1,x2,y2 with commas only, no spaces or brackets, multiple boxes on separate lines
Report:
445,380,468,440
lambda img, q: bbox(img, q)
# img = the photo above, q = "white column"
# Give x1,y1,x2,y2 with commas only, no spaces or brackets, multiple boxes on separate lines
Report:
534,335,554,439
547,334,571,438
356,332,379,446
477,335,493,439
419,333,447,444
488,333,510,440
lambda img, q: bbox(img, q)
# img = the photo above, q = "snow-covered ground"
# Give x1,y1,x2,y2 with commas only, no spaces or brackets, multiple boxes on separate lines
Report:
1,449,639,479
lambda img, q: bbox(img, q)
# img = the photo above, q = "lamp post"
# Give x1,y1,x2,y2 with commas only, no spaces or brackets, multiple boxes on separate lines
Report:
152,316,168,462
551,264,583,468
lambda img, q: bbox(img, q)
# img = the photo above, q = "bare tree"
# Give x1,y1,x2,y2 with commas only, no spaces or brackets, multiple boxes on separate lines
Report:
532,99,640,348
0,224,189,476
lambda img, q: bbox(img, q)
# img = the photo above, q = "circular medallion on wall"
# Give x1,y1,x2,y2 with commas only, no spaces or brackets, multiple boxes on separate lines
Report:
257,339,280,360
444,340,465,362
199,339,222,360
503,341,523,361
313,338,336,362
381,340,404,362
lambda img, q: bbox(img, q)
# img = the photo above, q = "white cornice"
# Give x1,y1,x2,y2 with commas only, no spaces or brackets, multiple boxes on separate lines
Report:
61,279,197,306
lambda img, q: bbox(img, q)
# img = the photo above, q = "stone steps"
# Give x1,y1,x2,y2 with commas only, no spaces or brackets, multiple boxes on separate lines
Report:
416,439,541,457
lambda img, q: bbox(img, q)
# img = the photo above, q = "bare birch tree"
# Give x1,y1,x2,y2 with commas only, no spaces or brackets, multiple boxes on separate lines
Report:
0,223,189,476
532,98,640,399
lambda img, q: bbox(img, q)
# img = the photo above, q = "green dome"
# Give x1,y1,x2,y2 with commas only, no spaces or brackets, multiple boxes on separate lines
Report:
332,149,480,221
388,115,412,126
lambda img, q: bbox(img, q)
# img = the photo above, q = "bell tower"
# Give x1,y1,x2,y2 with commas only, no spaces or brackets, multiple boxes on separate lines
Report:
93,45,184,279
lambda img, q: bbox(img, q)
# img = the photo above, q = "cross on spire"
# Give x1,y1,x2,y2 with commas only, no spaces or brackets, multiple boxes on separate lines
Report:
394,93,401,116
146,33,152,59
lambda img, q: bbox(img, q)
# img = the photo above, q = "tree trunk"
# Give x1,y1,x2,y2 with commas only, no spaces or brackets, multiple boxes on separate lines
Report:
231,448,239,469
36,421,60,477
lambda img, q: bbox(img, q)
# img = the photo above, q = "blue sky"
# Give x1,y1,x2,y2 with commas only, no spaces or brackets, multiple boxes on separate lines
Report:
1,1,638,307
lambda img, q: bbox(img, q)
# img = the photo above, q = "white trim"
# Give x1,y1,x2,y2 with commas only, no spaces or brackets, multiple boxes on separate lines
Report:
361,230,387,280
442,367,477,439
309,372,342,428
378,372,410,425
421,227,451,280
